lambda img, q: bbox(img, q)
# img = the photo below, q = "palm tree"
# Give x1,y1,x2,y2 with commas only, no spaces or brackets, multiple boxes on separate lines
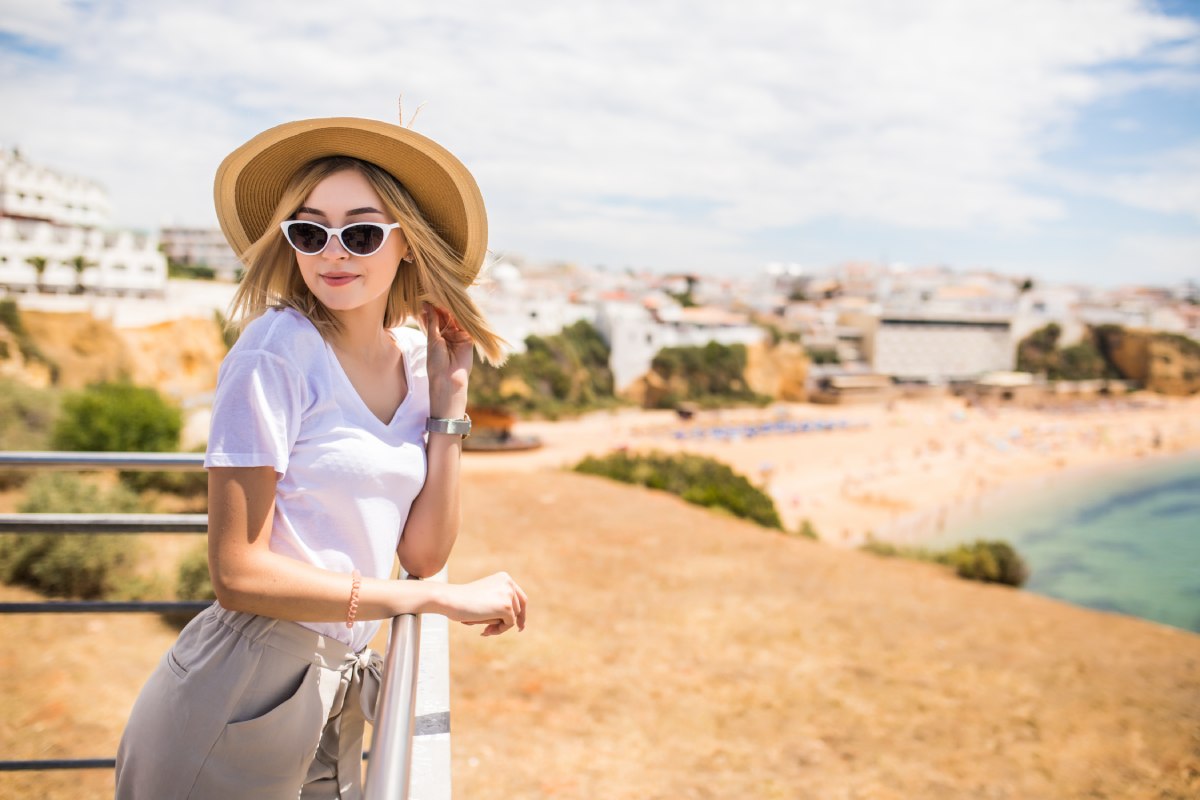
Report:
67,255,96,294
25,256,48,293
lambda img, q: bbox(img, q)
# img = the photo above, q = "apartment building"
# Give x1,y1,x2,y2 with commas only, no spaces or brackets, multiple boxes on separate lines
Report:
0,147,166,296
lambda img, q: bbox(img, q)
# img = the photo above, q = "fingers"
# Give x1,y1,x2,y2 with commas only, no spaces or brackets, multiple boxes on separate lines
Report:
511,577,528,631
421,303,456,333
483,574,528,636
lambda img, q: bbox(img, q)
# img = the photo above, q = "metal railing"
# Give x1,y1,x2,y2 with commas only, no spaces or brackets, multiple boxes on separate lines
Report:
0,451,426,798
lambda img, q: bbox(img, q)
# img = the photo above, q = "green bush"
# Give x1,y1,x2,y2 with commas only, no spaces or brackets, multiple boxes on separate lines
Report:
1017,323,1122,381
470,320,620,417
648,341,770,409
806,347,841,365
1056,341,1107,381
167,260,216,280
796,519,820,540
0,299,57,377
1016,323,1061,376
859,535,1028,587
52,382,182,453
0,473,145,598
942,540,1029,587
125,468,209,496
123,444,209,497
176,541,215,602
574,451,783,529
0,379,60,489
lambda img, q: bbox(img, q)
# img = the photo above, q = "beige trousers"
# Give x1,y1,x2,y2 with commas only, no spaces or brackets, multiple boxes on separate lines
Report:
115,604,382,800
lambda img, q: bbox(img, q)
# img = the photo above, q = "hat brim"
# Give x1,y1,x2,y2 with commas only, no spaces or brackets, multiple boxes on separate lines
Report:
214,117,487,282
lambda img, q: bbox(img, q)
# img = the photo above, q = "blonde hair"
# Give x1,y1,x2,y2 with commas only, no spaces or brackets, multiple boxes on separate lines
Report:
228,156,506,364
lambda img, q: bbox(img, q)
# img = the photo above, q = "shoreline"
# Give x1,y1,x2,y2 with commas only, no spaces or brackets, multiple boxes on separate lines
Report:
464,393,1200,547
904,445,1200,551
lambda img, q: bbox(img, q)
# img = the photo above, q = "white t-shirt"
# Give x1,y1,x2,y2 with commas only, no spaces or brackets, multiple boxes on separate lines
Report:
205,306,429,651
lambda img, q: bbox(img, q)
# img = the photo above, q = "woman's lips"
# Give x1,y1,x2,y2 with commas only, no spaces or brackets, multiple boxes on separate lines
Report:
320,273,359,287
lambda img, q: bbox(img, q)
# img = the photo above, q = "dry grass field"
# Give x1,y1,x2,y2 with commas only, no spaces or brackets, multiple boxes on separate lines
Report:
2,468,1198,798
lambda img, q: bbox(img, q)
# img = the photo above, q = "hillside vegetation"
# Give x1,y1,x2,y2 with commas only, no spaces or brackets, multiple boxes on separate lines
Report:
469,320,619,418
1018,322,1200,394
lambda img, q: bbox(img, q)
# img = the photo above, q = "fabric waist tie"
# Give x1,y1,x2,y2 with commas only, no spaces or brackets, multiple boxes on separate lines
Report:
334,647,383,798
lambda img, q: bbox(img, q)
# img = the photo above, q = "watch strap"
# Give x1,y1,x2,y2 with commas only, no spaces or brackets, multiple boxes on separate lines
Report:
425,414,472,437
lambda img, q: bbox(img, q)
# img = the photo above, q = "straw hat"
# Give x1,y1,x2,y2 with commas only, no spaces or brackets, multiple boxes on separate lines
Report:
213,117,487,281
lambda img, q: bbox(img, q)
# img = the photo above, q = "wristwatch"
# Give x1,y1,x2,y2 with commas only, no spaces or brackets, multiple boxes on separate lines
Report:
425,414,472,438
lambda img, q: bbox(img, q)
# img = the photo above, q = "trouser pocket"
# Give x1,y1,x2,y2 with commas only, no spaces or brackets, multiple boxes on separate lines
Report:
190,658,327,799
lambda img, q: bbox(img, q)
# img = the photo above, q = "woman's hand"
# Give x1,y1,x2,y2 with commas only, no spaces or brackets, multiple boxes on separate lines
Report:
438,572,528,637
423,303,473,419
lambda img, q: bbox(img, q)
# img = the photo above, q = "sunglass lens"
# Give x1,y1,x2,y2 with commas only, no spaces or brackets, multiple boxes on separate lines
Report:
341,224,385,256
286,222,327,254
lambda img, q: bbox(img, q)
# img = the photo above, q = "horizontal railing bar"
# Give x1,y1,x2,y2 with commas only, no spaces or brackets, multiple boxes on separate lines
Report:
0,759,116,772
0,513,208,534
0,739,450,774
0,601,212,614
0,452,205,470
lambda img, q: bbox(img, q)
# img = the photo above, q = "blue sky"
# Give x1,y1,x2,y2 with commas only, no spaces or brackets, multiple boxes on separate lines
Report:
1,0,1198,287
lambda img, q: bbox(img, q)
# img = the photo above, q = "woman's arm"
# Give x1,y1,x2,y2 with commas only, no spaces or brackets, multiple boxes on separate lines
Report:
209,466,526,634
397,304,472,578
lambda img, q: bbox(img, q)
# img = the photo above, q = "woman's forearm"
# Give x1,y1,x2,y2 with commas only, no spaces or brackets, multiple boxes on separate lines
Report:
212,547,445,622
397,431,464,577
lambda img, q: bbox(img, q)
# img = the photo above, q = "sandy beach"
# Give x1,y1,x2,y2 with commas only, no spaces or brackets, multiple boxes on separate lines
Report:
465,393,1200,546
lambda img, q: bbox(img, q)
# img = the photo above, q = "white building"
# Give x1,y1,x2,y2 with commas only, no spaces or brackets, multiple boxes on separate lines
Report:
160,227,241,281
0,147,165,296
869,312,1015,382
0,147,111,227
470,261,595,354
0,217,166,297
597,300,767,391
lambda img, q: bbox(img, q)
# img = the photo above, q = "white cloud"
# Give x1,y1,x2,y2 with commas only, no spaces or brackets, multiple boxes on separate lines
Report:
1100,144,1200,221
1049,142,1200,222
1105,233,1200,283
1,0,1198,276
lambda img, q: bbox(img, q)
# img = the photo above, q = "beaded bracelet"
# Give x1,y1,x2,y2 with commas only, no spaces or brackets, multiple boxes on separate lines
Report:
345,569,362,629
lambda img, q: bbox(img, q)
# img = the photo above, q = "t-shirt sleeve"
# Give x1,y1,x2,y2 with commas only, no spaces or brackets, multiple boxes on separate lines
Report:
205,350,305,476
392,324,428,377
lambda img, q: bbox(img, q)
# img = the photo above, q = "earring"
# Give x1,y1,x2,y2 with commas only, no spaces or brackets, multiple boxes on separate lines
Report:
402,253,414,263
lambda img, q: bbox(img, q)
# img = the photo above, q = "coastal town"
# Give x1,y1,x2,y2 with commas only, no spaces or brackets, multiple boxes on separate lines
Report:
2,145,1197,402
2,131,1200,800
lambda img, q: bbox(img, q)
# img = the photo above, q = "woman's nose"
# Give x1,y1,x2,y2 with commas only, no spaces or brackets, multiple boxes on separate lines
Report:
322,233,350,259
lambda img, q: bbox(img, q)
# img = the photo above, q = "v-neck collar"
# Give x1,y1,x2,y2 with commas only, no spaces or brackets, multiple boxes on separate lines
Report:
324,328,413,429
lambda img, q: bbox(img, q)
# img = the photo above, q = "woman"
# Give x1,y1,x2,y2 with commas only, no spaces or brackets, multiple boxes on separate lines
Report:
115,117,527,799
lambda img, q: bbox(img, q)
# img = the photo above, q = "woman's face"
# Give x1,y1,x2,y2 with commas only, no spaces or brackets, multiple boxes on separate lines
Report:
292,168,408,322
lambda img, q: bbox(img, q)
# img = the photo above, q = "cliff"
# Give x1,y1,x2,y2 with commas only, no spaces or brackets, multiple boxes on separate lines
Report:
745,338,810,401
1099,326,1200,396
0,310,226,400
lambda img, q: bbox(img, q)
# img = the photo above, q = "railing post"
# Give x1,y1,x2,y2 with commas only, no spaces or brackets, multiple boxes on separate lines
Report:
365,612,422,799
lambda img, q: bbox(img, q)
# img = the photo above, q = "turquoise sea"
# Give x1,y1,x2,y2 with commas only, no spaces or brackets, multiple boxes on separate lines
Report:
929,451,1200,634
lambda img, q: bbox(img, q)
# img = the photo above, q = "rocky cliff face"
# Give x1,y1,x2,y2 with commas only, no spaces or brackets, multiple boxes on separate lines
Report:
1,311,227,401
745,339,810,401
117,318,227,401
1101,327,1200,396
621,369,688,408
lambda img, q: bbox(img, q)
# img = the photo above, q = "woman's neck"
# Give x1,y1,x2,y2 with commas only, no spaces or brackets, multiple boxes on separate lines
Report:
328,307,392,363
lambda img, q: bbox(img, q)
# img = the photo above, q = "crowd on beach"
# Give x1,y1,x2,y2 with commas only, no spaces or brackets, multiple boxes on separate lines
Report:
473,393,1200,547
